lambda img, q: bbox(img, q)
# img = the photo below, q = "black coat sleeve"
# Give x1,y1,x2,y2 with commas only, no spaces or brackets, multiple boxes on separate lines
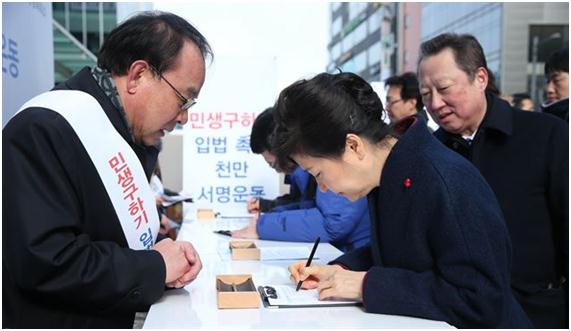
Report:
329,245,374,271
546,120,569,279
2,109,166,313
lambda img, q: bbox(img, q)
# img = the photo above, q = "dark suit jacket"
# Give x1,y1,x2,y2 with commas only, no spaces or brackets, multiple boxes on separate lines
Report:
332,116,531,328
541,98,568,123
435,93,568,328
3,68,166,328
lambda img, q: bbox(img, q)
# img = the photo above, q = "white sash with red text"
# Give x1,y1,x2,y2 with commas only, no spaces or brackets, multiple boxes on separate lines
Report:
16,90,159,250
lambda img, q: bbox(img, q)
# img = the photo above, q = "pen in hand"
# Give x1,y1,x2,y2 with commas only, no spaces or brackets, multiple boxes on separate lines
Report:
213,230,232,236
296,237,320,291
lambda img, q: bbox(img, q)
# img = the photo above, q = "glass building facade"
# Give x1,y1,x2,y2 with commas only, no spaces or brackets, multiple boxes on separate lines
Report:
327,2,397,82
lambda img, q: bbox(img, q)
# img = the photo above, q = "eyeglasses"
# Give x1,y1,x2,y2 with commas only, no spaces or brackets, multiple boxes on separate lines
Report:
149,65,197,111
386,99,403,109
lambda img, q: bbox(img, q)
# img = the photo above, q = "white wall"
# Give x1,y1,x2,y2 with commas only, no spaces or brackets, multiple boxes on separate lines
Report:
158,132,184,192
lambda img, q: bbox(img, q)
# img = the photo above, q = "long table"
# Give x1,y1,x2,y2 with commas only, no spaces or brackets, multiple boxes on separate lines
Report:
143,208,453,329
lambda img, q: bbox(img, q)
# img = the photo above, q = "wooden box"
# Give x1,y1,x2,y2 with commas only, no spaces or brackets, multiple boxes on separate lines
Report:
166,202,183,223
216,274,260,309
229,241,260,260
196,208,216,220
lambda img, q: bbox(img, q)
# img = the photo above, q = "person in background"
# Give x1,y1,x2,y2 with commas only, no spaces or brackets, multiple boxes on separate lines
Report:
500,93,513,105
275,72,531,328
384,72,427,124
3,11,211,328
541,47,569,122
418,33,568,328
511,92,534,111
233,107,371,252
246,107,316,214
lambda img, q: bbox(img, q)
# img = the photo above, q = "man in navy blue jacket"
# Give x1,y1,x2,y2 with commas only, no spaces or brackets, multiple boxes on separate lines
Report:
418,33,568,328
233,107,371,251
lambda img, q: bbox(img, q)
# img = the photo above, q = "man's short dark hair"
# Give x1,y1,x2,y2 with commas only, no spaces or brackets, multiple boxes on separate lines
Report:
250,107,275,154
512,92,532,109
98,11,212,75
545,47,569,76
419,33,500,95
385,72,424,112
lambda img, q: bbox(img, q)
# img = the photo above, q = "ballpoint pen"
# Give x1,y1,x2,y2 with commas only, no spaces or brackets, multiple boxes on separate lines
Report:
213,230,232,236
296,237,320,291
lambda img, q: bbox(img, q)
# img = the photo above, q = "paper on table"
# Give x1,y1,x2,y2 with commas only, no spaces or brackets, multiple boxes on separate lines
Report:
161,193,193,206
259,247,318,261
261,285,360,307
217,246,320,261
211,218,251,231
216,214,253,220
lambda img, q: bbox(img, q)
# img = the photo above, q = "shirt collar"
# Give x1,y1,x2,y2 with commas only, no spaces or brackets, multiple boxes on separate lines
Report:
541,97,569,109
90,66,135,142
462,130,477,143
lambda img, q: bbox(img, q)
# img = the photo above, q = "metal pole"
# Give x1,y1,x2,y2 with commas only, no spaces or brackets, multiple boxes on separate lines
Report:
82,2,87,47
99,2,104,49
530,35,538,109
64,2,70,30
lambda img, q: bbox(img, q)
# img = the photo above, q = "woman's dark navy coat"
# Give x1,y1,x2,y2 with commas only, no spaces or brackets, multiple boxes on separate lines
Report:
332,116,531,328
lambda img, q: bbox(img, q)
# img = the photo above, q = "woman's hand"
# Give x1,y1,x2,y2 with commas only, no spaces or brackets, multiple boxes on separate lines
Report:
289,261,366,301
288,262,342,289
315,268,366,301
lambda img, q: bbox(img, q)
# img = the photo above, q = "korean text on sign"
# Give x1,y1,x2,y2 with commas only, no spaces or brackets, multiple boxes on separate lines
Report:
189,112,256,129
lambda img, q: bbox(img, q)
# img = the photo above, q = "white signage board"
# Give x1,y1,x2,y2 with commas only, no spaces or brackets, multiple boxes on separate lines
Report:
2,3,54,127
183,56,280,215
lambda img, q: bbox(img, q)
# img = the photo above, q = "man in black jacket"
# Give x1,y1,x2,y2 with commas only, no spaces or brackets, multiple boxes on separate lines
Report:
418,33,568,328
384,72,427,124
541,47,568,122
3,12,212,328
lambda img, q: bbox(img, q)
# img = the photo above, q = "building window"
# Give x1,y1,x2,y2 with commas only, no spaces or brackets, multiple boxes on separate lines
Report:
349,2,368,21
331,15,342,37
368,41,381,65
353,51,368,74
340,58,355,74
352,22,367,47
367,9,381,35
528,25,568,62
342,31,353,52
331,2,341,12
331,42,342,61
